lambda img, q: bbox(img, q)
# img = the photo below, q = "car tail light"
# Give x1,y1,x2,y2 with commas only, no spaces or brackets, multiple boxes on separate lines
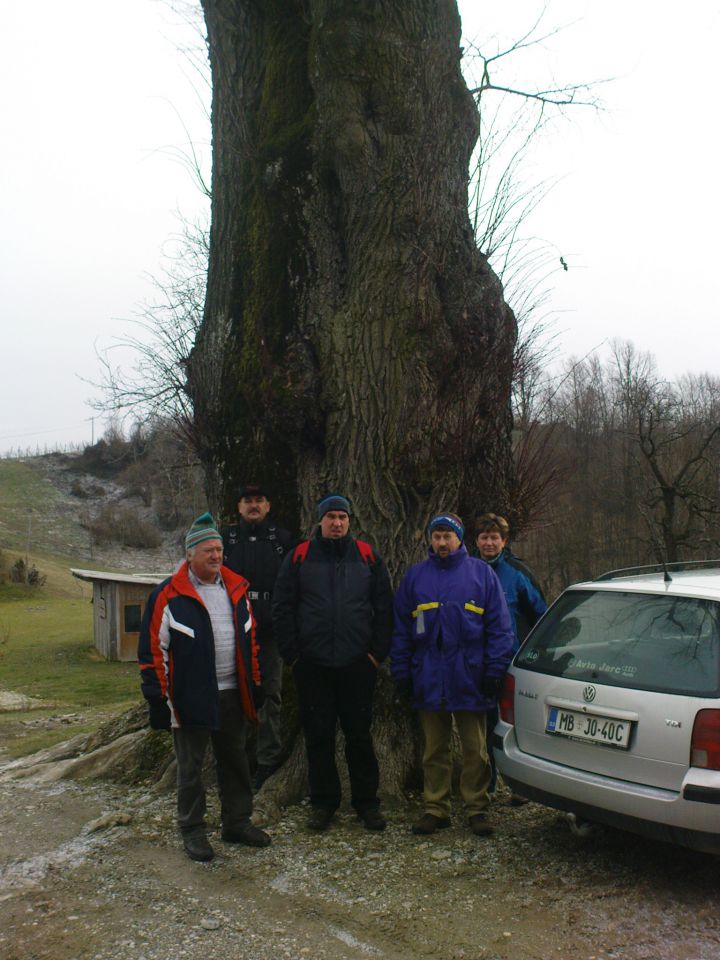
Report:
690,710,720,769
499,673,515,725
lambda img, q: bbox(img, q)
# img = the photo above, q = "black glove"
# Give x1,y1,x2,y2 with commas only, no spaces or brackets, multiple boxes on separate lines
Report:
148,697,171,731
480,675,502,699
396,678,414,700
253,684,266,710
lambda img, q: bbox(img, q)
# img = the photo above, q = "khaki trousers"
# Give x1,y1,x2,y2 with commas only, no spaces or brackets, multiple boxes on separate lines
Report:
419,710,491,817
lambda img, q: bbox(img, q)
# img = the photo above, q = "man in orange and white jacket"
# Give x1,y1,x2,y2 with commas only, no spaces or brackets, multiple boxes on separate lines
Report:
139,512,270,862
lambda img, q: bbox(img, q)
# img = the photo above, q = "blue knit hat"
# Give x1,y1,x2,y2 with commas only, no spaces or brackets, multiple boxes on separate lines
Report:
317,493,352,519
428,512,464,541
185,512,222,550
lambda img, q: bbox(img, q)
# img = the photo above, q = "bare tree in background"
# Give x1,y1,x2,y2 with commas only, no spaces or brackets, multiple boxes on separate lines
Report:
517,343,720,596
93,217,209,442
461,12,604,534
611,341,720,563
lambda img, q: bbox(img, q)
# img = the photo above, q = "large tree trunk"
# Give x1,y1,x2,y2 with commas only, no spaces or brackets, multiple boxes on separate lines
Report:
190,0,516,574
190,0,516,809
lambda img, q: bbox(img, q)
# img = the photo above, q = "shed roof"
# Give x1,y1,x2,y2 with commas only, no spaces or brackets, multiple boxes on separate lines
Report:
70,568,169,586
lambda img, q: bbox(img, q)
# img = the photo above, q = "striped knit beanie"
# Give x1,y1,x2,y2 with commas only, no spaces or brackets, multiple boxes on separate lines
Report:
428,512,464,541
185,512,221,550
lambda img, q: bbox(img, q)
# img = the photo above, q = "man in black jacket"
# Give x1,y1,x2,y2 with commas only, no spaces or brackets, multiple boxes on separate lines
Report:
272,493,393,832
222,483,293,789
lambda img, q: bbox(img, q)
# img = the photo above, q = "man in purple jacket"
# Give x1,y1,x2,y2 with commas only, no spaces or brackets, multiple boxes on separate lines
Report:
391,513,514,837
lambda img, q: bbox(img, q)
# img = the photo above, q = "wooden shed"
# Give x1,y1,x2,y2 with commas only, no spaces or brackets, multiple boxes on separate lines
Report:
71,569,169,662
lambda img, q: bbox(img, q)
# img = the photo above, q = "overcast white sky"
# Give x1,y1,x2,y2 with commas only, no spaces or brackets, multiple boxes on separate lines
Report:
1,1,718,455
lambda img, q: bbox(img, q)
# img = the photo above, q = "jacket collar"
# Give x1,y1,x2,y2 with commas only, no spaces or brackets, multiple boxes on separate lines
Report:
427,543,468,569
485,549,507,568
171,560,249,601
237,516,273,535
315,527,352,557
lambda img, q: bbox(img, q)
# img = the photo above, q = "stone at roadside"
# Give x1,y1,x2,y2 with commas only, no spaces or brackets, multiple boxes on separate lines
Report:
0,691,49,713
84,811,133,833
431,849,452,860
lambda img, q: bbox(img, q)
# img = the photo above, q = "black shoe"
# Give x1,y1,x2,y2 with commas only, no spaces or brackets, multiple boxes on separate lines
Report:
411,813,451,835
358,808,386,831
183,835,214,862
510,793,529,806
307,807,335,831
253,763,280,791
468,814,494,836
221,824,271,847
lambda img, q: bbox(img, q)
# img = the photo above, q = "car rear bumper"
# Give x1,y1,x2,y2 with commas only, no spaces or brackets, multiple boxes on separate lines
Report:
493,724,720,855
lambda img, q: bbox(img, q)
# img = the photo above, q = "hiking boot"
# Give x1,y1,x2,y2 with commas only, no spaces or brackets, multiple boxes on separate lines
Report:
253,763,280,792
358,808,387,831
183,835,214,862
307,807,335,831
468,814,494,837
221,824,271,847
411,813,451,835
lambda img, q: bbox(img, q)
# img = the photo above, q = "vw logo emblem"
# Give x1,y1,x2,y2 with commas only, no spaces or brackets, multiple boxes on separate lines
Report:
583,685,596,703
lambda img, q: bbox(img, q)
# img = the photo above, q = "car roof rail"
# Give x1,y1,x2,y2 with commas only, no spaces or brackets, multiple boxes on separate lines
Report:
594,559,720,582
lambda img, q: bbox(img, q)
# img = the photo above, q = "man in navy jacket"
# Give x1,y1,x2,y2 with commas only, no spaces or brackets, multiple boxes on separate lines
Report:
139,512,270,862
391,513,514,837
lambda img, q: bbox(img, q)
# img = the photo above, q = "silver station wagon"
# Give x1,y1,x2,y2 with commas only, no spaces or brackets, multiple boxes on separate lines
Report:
493,563,720,854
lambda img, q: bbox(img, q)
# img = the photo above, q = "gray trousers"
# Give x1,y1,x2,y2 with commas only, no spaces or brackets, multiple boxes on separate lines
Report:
256,637,283,767
172,689,253,838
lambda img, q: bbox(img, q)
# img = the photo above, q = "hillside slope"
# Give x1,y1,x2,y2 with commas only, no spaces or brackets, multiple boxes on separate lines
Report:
0,456,181,594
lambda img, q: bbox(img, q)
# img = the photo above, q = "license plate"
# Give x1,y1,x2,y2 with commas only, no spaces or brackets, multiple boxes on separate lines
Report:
546,707,631,749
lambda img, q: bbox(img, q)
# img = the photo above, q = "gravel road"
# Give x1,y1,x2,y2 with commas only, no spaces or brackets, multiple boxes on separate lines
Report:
1,761,719,960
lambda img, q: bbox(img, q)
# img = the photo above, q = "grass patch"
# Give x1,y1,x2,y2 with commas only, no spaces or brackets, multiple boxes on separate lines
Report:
0,457,148,757
0,597,139,706
0,551,91,602
0,595,142,756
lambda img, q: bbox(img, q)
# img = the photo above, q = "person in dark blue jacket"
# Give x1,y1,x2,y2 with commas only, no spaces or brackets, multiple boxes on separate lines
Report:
474,512,547,802
391,513,514,837
474,513,547,653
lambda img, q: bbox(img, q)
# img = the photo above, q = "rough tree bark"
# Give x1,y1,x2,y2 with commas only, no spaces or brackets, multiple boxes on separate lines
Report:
189,0,517,810
190,0,516,572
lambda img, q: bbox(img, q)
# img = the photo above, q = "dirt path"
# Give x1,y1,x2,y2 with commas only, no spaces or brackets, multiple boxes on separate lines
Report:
1,761,719,960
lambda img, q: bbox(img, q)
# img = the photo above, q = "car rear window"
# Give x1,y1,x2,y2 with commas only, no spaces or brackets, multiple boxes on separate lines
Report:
515,589,720,696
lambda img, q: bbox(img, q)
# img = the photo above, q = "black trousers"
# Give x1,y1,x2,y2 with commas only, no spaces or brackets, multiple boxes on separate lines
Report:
293,657,380,813
255,635,283,767
172,688,253,838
